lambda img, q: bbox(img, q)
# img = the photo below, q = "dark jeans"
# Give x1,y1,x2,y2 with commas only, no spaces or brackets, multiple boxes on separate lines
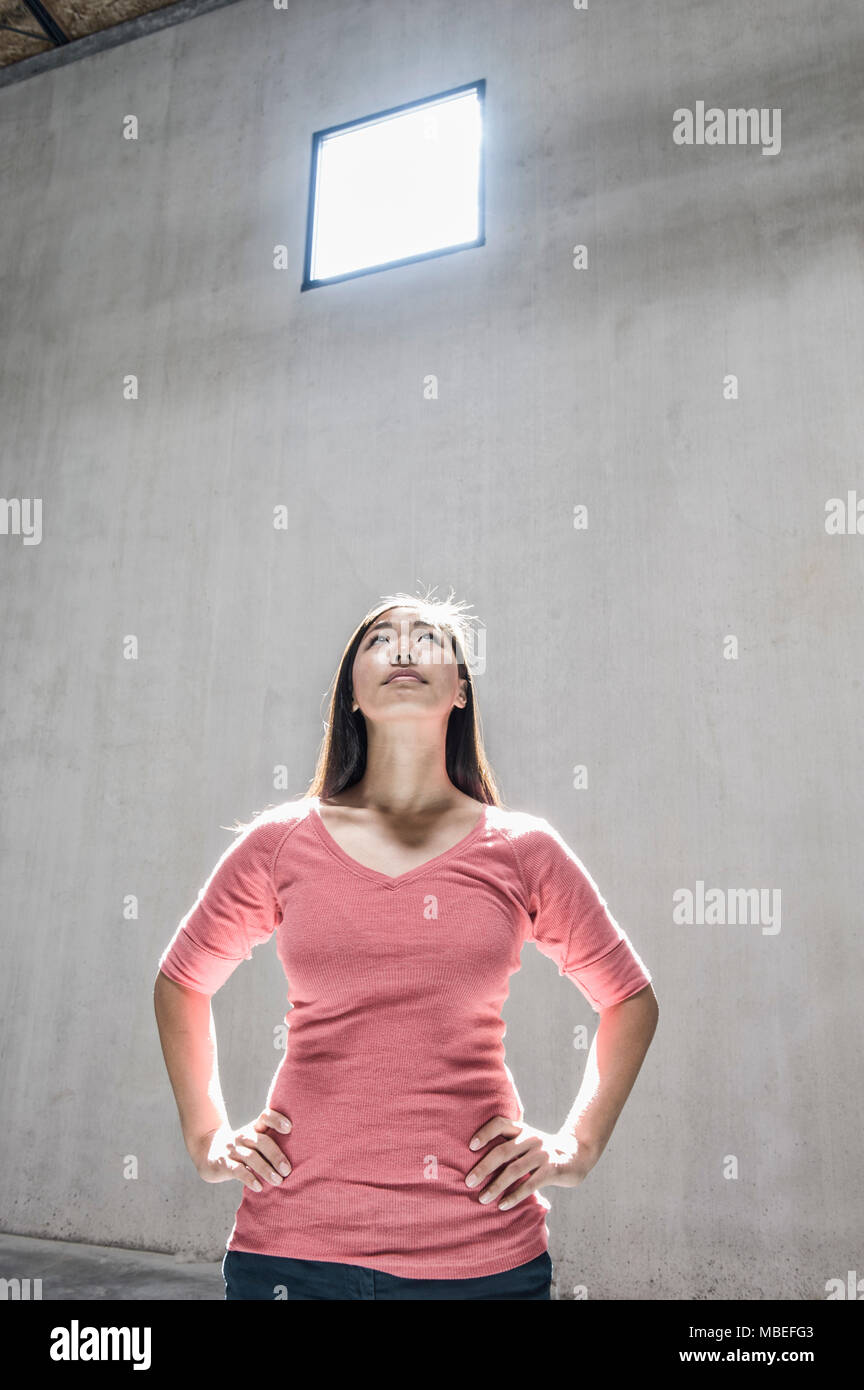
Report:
223,1248,553,1301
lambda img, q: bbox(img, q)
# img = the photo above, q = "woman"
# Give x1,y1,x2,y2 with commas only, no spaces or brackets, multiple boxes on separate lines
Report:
154,590,658,1301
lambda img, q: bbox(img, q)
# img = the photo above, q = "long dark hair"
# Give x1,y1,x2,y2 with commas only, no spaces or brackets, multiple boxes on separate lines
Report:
230,587,503,833
308,588,502,806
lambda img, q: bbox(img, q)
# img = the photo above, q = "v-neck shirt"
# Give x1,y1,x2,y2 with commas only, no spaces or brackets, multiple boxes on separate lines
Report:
158,796,652,1279
309,797,488,887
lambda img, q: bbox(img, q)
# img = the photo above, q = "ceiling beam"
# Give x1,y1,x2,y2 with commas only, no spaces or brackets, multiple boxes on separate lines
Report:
0,0,243,88
20,0,71,47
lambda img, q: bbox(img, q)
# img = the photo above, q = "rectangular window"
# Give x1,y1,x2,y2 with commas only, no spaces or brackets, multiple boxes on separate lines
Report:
302,79,485,290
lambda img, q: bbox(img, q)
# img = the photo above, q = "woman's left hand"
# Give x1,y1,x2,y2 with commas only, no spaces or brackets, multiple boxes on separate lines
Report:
464,1116,600,1211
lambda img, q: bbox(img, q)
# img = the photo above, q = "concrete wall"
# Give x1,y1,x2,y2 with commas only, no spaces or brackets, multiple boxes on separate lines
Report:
1,0,862,1299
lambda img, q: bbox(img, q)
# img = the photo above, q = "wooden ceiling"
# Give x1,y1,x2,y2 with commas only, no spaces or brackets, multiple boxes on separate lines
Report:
0,1,177,64
0,0,237,79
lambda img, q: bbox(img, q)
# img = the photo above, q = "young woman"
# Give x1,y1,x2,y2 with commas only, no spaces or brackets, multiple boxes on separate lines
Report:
154,591,658,1301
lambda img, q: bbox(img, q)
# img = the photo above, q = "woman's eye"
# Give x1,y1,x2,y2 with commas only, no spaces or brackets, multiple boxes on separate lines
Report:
368,630,438,646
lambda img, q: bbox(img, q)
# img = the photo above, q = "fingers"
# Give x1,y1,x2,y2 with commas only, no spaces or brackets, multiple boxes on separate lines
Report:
473,1153,545,1207
242,1131,291,1172
254,1108,292,1134
469,1115,520,1150
230,1136,291,1187
466,1134,542,1194
466,1132,539,1185
494,1177,538,1211
225,1154,267,1193
229,1112,293,1190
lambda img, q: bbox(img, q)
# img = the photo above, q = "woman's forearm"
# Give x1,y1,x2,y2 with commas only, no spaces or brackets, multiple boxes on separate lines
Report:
153,971,230,1156
559,984,659,1160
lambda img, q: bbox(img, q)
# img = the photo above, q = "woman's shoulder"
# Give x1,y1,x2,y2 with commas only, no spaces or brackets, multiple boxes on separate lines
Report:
227,796,316,841
485,802,552,834
485,802,560,851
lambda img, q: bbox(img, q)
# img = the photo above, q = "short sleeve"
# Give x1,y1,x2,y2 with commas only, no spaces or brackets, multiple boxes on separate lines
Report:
158,818,284,996
512,817,652,1012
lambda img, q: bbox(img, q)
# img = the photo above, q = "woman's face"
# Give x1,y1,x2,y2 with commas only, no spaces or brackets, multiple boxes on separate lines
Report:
350,607,468,724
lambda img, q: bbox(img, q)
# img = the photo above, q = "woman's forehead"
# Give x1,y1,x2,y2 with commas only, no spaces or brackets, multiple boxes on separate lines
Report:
369,607,440,630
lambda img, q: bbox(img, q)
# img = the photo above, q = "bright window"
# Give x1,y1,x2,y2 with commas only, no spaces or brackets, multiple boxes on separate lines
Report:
303,79,485,289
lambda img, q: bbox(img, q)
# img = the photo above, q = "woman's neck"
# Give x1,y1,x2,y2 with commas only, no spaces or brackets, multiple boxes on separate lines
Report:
337,734,465,816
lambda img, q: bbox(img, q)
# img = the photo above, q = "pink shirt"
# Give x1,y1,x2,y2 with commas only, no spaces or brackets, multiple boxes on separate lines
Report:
158,796,652,1279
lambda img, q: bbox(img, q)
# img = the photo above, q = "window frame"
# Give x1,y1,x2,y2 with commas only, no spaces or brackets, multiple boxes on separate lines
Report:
301,77,486,291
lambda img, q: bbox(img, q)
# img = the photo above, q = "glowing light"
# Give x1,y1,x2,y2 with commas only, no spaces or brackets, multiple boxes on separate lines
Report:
308,86,483,283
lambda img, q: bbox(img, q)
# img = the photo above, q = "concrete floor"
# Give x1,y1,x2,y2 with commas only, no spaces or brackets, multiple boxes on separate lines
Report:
0,1233,224,1300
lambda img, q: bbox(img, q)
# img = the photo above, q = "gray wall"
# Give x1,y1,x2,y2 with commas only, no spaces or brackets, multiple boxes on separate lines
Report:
1,0,862,1300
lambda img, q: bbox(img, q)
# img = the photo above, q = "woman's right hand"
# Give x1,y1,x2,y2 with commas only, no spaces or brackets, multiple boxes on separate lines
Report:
190,1109,293,1192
